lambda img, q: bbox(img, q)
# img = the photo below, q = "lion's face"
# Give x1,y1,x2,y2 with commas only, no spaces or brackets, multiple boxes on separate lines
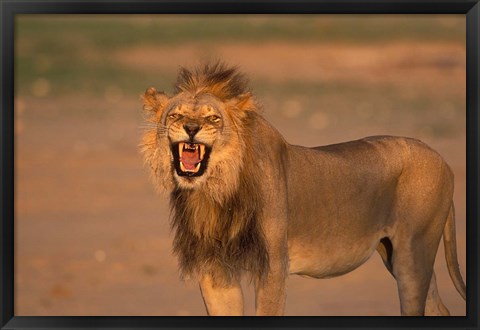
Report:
142,88,253,194
162,94,237,187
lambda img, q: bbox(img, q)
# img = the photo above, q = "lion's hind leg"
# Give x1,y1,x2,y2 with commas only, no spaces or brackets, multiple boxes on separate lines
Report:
377,239,450,316
387,239,433,315
425,272,450,316
376,237,433,315
388,219,452,317
377,237,427,315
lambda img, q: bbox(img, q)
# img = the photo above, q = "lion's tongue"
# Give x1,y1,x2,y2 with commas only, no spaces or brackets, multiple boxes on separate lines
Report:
180,150,200,170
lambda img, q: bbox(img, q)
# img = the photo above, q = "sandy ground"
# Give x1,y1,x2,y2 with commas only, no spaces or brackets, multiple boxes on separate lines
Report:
15,41,466,316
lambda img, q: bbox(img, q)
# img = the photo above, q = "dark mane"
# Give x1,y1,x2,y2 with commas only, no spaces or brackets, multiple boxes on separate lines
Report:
174,62,250,101
168,112,269,285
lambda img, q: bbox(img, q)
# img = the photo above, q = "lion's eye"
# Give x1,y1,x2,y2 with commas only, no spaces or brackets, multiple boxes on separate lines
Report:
208,115,221,123
168,113,182,120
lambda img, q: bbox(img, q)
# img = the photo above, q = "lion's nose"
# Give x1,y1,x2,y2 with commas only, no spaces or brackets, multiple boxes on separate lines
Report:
183,122,200,140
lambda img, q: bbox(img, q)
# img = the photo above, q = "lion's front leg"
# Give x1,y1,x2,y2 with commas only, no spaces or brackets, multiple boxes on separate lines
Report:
254,257,288,316
254,165,289,316
199,274,244,316
254,212,289,316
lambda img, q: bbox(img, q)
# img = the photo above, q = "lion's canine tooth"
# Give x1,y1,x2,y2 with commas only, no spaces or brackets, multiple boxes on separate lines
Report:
200,144,205,159
179,142,184,157
195,163,201,172
180,161,186,172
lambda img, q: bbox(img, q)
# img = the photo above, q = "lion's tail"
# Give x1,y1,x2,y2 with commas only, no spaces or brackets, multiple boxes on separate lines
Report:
443,203,466,300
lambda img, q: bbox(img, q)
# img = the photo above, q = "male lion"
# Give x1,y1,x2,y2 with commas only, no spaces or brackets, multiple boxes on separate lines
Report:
141,62,466,316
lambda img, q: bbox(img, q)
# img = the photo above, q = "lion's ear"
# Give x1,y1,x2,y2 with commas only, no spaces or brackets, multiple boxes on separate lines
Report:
142,87,169,114
233,92,256,113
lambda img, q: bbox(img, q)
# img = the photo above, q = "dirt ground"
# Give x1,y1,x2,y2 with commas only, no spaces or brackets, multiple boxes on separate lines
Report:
15,36,466,316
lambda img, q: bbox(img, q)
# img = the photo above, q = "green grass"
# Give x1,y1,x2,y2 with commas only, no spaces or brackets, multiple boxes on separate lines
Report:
16,14,464,49
15,14,465,106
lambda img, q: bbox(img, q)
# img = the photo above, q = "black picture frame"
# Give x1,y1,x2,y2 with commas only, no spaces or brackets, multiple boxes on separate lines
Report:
1,0,478,329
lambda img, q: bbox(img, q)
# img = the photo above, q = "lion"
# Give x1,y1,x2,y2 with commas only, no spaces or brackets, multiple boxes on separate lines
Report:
141,62,466,316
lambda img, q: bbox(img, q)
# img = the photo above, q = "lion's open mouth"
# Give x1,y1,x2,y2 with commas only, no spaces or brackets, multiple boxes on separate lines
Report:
172,142,211,177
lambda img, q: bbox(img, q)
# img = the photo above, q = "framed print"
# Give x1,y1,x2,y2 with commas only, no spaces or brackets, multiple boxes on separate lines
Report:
1,1,479,329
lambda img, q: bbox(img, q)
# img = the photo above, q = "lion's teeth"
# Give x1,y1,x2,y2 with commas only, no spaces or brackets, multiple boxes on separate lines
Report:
199,144,205,159
179,142,184,157
179,161,200,173
177,143,204,174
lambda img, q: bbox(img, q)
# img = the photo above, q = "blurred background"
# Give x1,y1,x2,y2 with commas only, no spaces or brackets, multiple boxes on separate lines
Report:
15,14,466,316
